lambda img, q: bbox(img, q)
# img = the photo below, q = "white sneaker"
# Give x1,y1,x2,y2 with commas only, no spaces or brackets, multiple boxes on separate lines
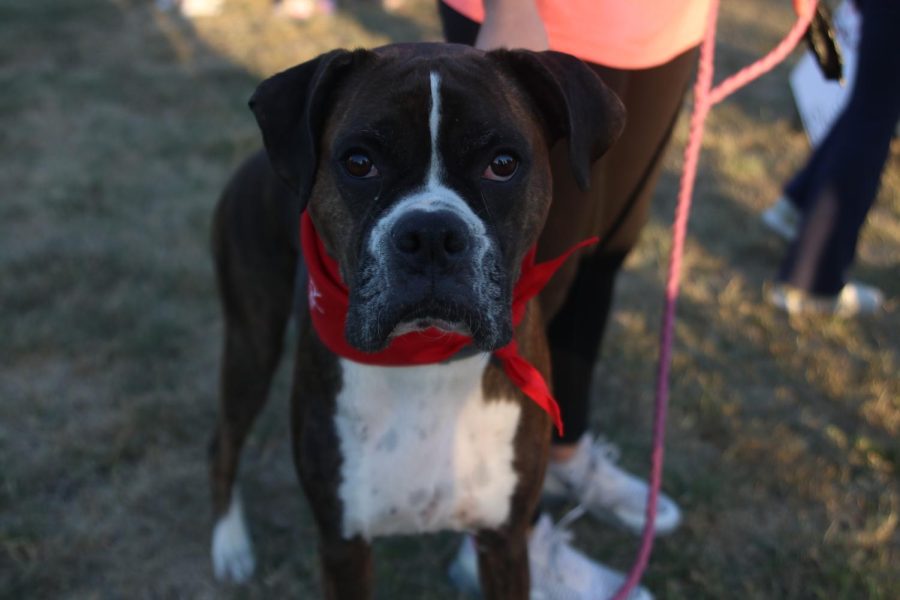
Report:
543,435,681,536
761,196,801,241
274,0,335,19
156,0,223,17
768,281,885,317
448,513,653,600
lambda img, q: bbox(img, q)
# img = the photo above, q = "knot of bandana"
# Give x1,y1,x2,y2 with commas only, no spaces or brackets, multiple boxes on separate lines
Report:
300,211,597,435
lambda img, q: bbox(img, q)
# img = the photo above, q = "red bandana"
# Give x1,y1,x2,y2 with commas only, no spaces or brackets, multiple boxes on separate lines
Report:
300,211,597,435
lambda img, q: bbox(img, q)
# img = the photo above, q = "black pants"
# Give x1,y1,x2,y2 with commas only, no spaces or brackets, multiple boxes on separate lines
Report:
780,0,900,296
439,2,698,443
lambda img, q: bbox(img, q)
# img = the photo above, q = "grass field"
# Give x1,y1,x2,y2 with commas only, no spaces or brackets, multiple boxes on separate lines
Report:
1,0,897,598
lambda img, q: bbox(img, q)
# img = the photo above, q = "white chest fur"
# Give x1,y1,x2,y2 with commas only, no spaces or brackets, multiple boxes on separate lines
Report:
335,354,521,540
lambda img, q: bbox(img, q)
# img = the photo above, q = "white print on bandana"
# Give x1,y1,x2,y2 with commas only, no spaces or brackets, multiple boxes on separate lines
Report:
309,278,325,314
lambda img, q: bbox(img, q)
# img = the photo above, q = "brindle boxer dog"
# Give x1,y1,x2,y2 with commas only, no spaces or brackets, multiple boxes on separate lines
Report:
208,42,624,599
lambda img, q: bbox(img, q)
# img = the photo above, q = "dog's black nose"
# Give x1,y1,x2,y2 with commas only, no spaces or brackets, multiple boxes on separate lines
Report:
391,210,472,268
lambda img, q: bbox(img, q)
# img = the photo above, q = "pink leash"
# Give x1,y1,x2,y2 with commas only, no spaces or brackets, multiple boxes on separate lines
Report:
611,1,818,598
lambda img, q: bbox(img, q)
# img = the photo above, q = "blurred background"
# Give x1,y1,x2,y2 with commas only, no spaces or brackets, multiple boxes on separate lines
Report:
1,0,897,597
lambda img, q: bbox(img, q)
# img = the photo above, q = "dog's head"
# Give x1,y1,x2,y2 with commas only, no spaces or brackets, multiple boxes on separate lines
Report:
250,43,624,353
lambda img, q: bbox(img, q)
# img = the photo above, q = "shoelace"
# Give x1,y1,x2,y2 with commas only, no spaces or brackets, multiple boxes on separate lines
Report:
591,437,622,465
530,507,589,600
570,438,624,507
538,505,587,569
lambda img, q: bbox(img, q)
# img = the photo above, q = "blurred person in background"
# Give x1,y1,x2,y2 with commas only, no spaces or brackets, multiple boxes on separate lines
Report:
157,0,337,19
763,0,899,316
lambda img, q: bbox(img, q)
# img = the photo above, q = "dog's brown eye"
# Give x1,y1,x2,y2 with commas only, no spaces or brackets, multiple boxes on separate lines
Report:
483,154,518,181
344,153,378,178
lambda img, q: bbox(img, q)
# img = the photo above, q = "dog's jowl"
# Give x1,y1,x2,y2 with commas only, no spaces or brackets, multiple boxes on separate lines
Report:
209,43,624,599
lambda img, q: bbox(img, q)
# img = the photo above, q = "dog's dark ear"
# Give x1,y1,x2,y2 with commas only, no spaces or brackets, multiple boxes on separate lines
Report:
489,49,625,192
249,49,368,209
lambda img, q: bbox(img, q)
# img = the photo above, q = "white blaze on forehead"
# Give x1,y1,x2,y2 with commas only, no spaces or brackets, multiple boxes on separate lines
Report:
366,69,488,257
428,71,442,185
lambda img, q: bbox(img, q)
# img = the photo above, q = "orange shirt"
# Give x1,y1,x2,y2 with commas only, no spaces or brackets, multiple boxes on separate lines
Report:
442,0,711,70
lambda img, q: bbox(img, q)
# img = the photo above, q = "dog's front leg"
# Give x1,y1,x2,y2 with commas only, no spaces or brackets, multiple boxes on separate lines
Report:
318,535,373,600
475,527,530,600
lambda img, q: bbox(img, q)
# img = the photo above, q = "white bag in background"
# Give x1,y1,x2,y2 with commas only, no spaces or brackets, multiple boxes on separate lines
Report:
789,1,861,146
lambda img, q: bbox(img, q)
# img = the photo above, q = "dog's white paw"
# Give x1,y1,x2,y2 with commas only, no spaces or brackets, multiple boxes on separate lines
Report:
211,492,256,583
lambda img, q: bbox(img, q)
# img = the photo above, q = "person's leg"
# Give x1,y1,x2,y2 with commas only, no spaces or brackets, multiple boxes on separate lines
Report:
438,0,480,45
538,49,698,451
777,1,900,300
532,51,695,535
762,87,857,241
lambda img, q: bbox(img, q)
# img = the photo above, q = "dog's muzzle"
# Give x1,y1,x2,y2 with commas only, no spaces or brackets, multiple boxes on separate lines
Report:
344,209,512,353
390,210,472,272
